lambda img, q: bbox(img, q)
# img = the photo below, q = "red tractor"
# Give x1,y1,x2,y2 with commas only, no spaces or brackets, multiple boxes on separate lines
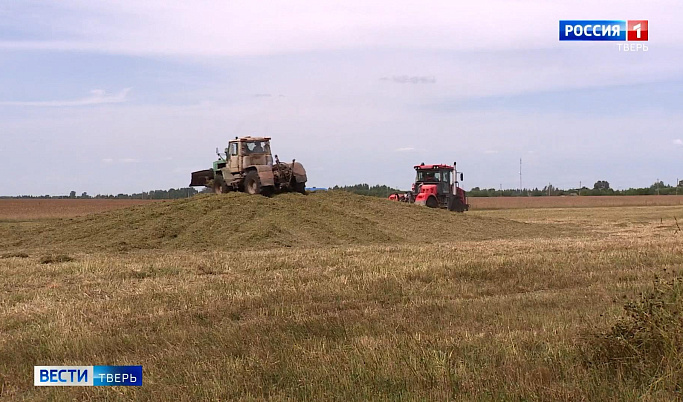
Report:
389,162,469,212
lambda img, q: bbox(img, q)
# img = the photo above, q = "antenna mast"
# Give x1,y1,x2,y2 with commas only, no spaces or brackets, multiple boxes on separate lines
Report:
519,158,522,194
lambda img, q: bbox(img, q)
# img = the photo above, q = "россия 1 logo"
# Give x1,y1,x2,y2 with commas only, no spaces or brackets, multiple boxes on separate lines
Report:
559,20,648,41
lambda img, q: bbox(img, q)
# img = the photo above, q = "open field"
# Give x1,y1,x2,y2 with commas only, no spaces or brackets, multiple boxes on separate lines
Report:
1,193,682,400
469,194,683,210
0,199,162,220
0,193,565,253
2,195,683,221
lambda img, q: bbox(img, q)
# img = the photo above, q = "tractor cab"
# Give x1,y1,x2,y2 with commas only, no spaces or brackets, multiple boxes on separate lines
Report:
415,164,453,196
224,136,274,173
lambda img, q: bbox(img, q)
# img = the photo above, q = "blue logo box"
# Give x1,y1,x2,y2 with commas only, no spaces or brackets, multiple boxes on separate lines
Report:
34,365,142,386
560,20,626,41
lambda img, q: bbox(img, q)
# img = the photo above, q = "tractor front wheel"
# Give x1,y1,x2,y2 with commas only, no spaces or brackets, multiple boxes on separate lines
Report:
213,179,226,194
295,181,306,194
244,171,262,195
425,196,438,208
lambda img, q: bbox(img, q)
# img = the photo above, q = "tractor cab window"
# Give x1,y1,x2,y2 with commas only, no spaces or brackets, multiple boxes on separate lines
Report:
228,142,238,156
441,170,451,183
244,141,270,154
417,170,442,182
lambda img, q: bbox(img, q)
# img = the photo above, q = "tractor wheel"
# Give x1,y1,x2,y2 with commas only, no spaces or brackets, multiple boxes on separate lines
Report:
213,179,225,194
244,170,262,195
261,186,274,197
295,181,306,194
452,198,466,212
425,196,438,208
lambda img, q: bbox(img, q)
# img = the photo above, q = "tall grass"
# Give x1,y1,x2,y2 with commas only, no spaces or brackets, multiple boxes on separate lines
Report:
589,276,683,397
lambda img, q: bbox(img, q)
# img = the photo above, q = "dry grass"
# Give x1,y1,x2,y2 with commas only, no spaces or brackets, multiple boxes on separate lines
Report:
589,276,683,394
470,195,683,210
0,192,566,252
1,194,682,400
0,199,161,220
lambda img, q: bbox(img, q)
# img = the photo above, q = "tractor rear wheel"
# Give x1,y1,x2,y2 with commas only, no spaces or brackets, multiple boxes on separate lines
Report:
244,171,262,195
451,198,466,212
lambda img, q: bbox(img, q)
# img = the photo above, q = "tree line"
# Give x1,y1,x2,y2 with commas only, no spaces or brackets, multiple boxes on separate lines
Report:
330,184,401,197
469,180,683,197
4,179,683,199
333,180,683,198
3,188,201,199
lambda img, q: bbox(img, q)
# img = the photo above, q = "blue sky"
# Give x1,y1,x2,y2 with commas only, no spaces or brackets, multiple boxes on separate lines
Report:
1,0,682,195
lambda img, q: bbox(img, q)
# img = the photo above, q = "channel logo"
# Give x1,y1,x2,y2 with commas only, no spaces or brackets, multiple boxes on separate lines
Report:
34,366,142,386
559,20,648,41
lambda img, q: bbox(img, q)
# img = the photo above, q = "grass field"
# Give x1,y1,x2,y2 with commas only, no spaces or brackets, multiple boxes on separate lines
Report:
1,192,682,400
0,199,162,220
469,194,683,210
2,195,682,221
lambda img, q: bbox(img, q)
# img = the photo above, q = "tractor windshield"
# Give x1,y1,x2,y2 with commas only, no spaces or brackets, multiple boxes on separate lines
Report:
416,169,450,183
244,141,270,154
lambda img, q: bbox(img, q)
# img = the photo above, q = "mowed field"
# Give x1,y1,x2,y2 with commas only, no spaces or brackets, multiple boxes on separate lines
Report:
1,192,682,400
469,194,683,210
0,199,162,220
2,195,683,221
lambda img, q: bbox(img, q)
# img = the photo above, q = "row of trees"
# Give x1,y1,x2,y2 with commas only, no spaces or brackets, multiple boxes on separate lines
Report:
332,180,683,198
330,184,401,197
5,188,201,199
6,179,683,199
470,180,683,197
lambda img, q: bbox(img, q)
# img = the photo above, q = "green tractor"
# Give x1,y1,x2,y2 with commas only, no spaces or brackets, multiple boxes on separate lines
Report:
190,136,307,196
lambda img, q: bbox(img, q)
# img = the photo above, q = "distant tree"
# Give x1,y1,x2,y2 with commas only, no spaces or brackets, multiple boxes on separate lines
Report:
679,179,683,187
650,180,667,189
80,192,90,199
333,184,402,197
593,180,610,190
69,190,76,198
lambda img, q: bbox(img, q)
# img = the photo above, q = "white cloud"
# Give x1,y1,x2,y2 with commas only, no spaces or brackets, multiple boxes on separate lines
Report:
674,139,683,146
383,76,436,84
395,147,415,152
101,157,138,164
0,88,131,107
0,2,680,102
0,1,680,56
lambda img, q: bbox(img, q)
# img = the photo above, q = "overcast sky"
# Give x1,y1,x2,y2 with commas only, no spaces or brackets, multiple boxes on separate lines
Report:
1,0,682,195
